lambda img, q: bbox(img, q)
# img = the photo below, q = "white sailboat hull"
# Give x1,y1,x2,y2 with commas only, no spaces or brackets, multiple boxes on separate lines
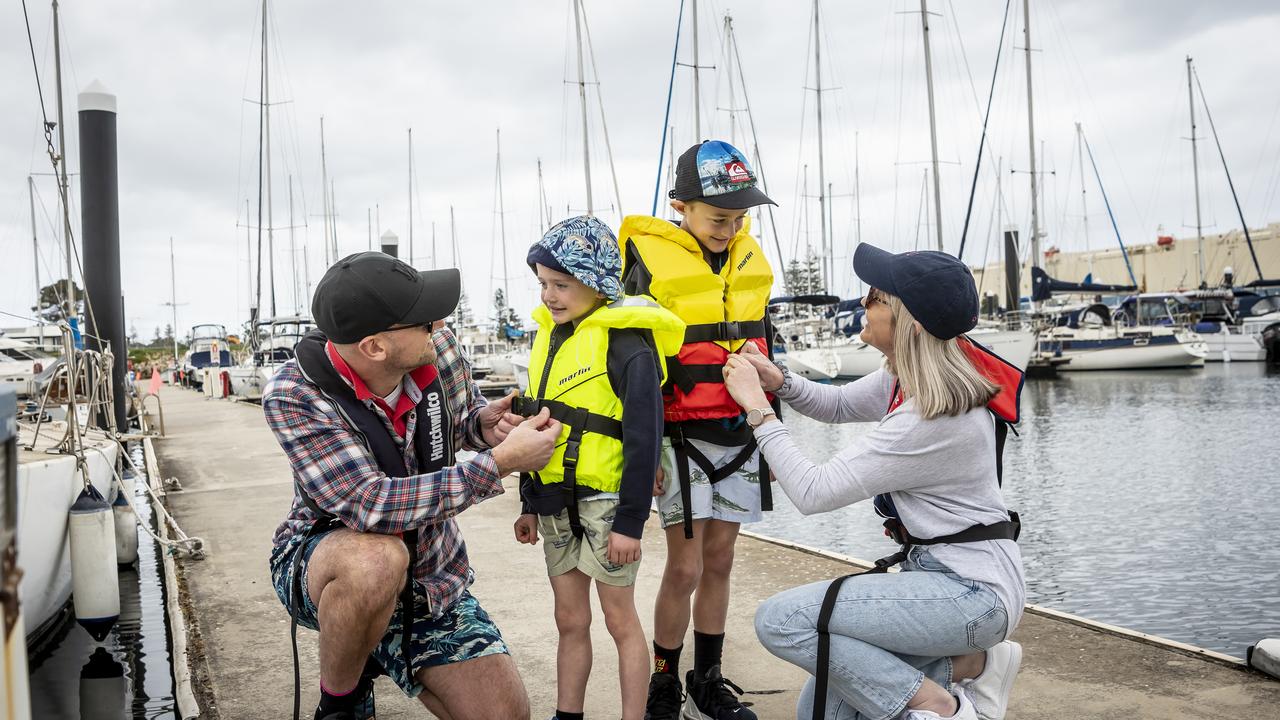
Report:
1045,329,1208,371
965,328,1037,371
834,341,885,379
17,425,119,637
782,348,840,381
1201,329,1266,362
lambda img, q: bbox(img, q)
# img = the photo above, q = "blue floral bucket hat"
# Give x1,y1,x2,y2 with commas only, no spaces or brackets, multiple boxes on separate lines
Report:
526,215,622,301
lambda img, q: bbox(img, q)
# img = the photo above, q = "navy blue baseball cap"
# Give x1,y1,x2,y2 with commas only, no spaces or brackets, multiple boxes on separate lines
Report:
853,244,979,340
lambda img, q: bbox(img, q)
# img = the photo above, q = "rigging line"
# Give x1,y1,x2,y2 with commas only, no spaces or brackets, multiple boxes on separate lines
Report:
1082,129,1136,287
652,0,687,216
956,0,1012,261
727,15,786,271
1193,66,1263,281
788,5,815,262
578,2,624,218
20,0,52,129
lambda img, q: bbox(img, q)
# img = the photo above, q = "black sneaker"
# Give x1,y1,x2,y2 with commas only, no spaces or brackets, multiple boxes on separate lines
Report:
645,671,685,720
313,709,357,720
682,665,756,720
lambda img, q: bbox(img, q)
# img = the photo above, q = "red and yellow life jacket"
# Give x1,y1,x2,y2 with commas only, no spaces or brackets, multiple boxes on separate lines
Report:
618,215,774,422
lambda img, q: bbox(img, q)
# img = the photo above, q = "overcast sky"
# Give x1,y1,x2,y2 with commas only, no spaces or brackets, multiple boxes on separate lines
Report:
3,0,1279,341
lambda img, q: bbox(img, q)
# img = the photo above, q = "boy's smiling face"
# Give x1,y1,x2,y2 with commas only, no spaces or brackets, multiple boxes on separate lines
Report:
671,200,749,254
535,263,604,325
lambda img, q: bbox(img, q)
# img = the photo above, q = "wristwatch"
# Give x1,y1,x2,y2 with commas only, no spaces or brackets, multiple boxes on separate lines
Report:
772,360,794,394
746,407,777,428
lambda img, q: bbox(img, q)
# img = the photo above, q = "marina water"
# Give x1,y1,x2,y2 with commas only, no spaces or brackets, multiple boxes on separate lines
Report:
27,472,176,719
753,362,1280,658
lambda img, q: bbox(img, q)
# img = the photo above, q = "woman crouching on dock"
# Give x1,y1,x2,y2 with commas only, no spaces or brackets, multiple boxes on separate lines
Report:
721,245,1026,720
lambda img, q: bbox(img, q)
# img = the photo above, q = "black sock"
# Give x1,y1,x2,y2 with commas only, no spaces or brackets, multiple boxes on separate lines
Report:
316,680,361,715
554,711,584,720
653,641,682,676
693,631,724,677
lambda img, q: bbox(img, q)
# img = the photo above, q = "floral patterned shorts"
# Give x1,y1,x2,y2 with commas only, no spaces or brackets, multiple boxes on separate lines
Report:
655,437,762,528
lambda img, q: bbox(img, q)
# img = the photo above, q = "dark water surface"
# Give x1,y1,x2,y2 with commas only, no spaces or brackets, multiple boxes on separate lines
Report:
27,465,177,719
752,362,1280,659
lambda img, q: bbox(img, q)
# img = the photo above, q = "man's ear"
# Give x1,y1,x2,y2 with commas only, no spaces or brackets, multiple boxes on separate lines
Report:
356,334,389,362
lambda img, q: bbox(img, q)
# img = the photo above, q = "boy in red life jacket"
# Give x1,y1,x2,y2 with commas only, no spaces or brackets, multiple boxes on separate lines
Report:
618,140,778,720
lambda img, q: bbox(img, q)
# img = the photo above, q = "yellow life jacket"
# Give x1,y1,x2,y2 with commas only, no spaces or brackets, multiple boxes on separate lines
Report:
618,214,774,421
520,296,685,493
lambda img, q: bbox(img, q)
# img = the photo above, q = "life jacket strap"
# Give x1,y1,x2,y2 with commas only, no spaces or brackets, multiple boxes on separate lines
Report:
666,424,759,539
681,320,767,344
511,396,623,441
664,359,728,395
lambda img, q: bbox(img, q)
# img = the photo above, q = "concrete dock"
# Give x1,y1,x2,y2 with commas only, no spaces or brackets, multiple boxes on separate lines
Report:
149,384,1280,719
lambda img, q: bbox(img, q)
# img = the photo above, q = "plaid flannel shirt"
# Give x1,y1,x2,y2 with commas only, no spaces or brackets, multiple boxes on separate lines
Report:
265,327,503,617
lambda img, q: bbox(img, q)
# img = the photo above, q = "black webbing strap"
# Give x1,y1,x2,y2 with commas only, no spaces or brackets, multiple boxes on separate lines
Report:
290,514,337,720
812,550,908,720
667,424,759,539
664,359,730,395
561,407,589,539
883,515,1021,547
511,396,623,440
399,528,418,675
681,320,767,344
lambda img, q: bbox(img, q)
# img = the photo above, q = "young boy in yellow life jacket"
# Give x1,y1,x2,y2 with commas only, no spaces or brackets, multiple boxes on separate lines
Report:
617,140,778,720
512,215,685,720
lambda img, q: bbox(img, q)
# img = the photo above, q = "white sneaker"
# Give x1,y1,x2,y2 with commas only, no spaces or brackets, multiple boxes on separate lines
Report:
901,687,978,720
960,640,1022,720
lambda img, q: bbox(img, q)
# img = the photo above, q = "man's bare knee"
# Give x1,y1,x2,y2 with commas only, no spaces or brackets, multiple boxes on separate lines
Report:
313,532,408,608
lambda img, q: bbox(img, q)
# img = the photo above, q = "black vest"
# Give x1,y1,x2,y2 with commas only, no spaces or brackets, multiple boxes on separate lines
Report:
294,330,452,484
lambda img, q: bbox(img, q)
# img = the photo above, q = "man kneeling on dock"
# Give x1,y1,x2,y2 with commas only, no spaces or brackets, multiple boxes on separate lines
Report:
264,252,560,720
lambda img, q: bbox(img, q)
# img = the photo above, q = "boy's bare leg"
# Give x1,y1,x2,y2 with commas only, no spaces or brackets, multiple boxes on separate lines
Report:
691,519,740,635
653,520,707,649
597,580,649,720
414,653,530,720
549,569,594,713
306,529,408,693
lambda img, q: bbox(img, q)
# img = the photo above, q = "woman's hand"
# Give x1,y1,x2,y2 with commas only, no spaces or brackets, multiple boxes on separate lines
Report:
513,514,539,545
737,342,784,392
723,354,770,411
607,532,642,566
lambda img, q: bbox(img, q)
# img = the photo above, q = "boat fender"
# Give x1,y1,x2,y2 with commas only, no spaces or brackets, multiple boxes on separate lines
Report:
113,472,138,566
1246,638,1280,681
78,646,128,720
69,486,120,641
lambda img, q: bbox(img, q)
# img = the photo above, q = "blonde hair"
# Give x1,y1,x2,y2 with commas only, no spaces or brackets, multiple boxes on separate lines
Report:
882,294,997,420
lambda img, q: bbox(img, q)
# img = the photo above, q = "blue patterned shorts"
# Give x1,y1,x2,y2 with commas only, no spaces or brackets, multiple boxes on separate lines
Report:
269,530,510,697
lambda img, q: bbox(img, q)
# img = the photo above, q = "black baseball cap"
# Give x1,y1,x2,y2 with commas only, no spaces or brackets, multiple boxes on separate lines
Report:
668,140,776,210
853,244,979,340
312,252,461,344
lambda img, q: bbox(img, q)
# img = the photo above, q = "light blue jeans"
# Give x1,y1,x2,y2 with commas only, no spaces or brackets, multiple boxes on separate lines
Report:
754,547,1009,720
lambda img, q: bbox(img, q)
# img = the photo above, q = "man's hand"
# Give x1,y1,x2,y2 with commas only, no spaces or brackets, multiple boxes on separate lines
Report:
514,514,539,545
737,341,784,392
606,532,641,566
479,390,524,447
723,354,770,411
491,408,562,476
653,467,666,497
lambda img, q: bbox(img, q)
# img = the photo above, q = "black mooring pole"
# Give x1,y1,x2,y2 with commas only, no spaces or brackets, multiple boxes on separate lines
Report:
79,80,128,430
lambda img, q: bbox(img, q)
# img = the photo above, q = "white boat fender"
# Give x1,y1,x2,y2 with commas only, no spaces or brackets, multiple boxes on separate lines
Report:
1246,638,1280,681
113,472,138,566
78,647,128,720
69,486,120,641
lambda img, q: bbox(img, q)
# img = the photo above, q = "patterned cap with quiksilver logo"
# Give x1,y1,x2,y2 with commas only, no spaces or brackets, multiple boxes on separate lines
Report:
669,140,777,210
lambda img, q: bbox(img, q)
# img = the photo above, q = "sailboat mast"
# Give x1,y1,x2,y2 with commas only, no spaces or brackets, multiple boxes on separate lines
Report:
169,237,179,364
408,127,415,265
1075,122,1089,252
813,0,829,292
289,175,298,312
450,205,458,266
692,0,702,139
52,0,75,321
920,0,944,252
1186,56,1205,286
1022,0,1041,269
28,176,41,339
263,0,277,319
572,0,594,215
319,116,331,265
496,129,510,299
537,158,550,231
